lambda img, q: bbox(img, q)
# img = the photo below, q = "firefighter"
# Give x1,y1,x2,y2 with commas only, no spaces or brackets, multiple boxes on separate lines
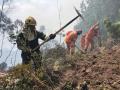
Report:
16,16,56,69
80,22,99,52
64,30,82,55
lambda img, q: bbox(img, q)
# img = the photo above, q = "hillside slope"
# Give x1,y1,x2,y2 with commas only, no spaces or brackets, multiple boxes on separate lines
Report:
0,45,120,90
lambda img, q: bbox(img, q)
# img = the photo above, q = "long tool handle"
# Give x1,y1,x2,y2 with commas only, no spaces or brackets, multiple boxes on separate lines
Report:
32,15,79,51
54,15,79,35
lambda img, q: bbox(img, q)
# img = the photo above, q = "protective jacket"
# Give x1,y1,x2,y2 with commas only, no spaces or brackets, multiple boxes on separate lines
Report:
16,30,46,67
65,31,78,46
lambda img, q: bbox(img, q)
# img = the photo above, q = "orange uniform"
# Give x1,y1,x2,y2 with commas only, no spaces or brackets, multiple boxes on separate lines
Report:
65,31,78,55
80,22,99,51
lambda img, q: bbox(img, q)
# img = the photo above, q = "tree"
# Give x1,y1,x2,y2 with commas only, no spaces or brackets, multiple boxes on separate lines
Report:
104,17,120,41
0,0,23,43
8,19,23,43
75,0,120,47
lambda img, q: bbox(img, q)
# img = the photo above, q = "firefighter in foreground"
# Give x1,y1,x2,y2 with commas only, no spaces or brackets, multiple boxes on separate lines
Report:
80,22,99,52
64,30,82,55
16,16,56,69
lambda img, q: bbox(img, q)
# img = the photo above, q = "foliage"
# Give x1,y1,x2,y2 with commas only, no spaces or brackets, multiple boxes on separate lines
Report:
0,0,24,44
104,17,120,42
0,0,120,90
43,45,66,59
75,0,120,46
0,45,120,89
1,64,60,90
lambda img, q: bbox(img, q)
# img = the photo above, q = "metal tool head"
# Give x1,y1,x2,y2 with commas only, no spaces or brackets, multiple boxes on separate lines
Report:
74,7,84,20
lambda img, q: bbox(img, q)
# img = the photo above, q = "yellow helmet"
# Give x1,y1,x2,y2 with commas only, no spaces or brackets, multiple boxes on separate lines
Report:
25,16,36,26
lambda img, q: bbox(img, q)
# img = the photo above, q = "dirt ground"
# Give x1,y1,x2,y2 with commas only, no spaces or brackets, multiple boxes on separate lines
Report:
0,45,120,90
58,45,120,90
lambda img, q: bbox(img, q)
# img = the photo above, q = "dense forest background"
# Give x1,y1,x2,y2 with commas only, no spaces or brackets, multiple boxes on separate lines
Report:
75,0,120,47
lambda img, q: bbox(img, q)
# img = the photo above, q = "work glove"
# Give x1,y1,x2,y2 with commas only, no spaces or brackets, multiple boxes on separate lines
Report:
49,34,56,39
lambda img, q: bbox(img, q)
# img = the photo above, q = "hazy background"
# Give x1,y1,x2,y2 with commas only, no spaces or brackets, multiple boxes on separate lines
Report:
0,0,83,67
